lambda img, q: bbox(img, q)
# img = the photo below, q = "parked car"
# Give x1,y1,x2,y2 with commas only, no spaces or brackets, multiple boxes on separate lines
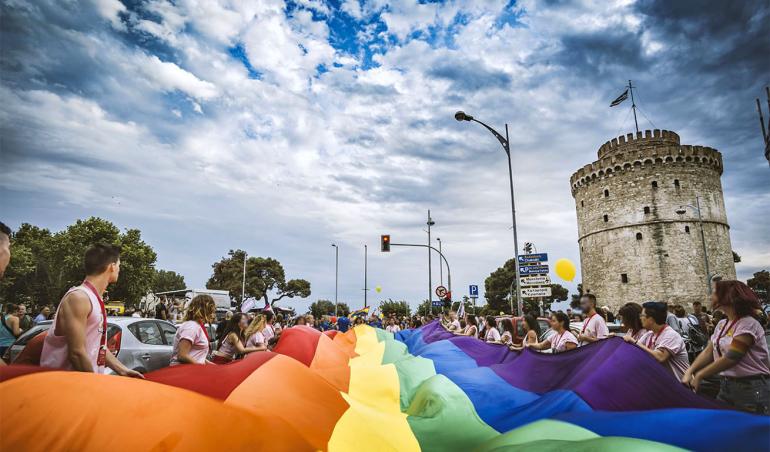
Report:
494,316,551,345
4,317,179,374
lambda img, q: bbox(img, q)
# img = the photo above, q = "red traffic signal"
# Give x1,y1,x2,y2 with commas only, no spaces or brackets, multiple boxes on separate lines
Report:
381,235,391,252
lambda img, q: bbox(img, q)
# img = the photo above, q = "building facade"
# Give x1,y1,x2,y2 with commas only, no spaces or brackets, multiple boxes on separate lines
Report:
570,129,736,310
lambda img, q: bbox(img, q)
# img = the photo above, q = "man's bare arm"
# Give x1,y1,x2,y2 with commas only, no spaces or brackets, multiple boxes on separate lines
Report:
58,292,94,372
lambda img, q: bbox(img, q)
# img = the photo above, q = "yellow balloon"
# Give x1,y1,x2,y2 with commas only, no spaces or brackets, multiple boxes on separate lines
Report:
554,258,576,282
375,286,382,293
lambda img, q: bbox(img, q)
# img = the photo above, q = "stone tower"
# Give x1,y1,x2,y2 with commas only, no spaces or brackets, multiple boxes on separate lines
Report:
569,129,736,310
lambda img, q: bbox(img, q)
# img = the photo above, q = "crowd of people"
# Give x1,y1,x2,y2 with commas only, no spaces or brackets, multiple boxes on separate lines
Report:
0,226,767,415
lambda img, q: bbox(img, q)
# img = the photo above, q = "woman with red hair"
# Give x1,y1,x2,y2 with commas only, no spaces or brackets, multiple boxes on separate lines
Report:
682,280,770,413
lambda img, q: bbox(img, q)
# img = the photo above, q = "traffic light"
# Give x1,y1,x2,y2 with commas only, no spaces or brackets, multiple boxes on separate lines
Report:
381,235,391,252
523,242,533,254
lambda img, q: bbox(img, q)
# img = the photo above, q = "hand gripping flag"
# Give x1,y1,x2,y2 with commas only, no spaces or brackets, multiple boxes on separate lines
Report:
610,88,629,107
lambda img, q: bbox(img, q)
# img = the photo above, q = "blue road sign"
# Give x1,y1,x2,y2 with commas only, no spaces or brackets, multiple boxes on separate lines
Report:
519,264,549,275
518,253,548,264
431,300,443,307
469,285,479,296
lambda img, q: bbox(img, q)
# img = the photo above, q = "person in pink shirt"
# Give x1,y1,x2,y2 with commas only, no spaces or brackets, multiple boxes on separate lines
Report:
170,294,216,365
577,294,609,346
529,312,578,353
484,316,501,343
40,244,142,377
244,315,268,351
683,280,770,414
617,302,648,342
625,301,689,381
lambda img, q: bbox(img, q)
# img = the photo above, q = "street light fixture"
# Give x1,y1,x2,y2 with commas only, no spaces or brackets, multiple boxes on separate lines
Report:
675,196,712,295
331,244,339,316
455,111,524,315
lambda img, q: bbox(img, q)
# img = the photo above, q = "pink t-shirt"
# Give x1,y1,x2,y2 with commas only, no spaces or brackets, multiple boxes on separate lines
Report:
262,324,275,343
485,327,501,343
246,331,265,348
448,320,461,331
637,326,689,381
580,313,609,346
170,321,209,365
711,316,770,378
551,330,579,353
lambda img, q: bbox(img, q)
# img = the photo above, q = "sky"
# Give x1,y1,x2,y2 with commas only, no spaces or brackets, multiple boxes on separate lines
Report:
1,0,769,313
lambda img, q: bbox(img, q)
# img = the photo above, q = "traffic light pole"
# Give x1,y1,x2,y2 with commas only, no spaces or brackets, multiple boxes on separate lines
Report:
389,242,451,301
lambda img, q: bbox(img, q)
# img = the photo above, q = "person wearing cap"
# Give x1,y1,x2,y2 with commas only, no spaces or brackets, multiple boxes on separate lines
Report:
577,293,609,346
624,301,689,381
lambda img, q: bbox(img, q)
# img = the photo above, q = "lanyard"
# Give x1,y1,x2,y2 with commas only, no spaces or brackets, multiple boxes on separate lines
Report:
198,321,210,342
554,331,566,350
82,281,108,366
581,313,596,334
646,325,667,349
714,318,739,357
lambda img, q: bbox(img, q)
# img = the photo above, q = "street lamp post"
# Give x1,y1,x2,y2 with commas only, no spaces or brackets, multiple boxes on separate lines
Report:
427,210,435,314
675,196,712,295
241,251,247,306
364,244,369,308
455,111,523,315
331,244,339,316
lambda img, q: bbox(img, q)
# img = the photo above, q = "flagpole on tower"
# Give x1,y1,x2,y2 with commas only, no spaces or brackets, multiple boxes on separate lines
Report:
628,80,639,134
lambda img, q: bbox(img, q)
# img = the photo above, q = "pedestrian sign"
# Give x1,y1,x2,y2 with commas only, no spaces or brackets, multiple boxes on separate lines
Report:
522,287,552,298
518,253,548,264
431,300,443,307
520,275,551,286
469,285,479,296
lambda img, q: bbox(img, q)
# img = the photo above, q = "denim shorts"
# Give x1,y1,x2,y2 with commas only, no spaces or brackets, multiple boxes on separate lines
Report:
717,375,770,415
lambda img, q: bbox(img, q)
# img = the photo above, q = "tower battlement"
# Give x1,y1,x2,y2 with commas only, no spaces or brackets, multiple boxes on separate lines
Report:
598,129,680,159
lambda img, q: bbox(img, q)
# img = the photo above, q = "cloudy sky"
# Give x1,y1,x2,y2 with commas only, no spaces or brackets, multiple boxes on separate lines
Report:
2,0,768,312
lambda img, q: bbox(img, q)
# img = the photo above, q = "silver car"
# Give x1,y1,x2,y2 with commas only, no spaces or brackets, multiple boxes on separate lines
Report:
4,317,178,374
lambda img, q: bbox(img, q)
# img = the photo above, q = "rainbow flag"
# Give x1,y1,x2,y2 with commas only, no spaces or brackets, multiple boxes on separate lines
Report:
1,321,768,451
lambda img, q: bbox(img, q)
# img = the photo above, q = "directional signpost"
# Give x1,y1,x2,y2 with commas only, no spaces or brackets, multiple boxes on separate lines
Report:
517,252,550,315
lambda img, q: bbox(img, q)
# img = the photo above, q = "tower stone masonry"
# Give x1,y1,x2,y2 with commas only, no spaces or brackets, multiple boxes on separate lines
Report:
570,129,736,311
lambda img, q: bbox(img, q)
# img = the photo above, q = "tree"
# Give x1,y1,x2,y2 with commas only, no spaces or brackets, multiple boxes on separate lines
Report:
570,283,584,309
309,299,350,317
152,269,186,293
416,300,434,317
450,298,474,315
0,218,158,308
748,270,769,304
732,251,742,263
207,250,311,309
545,284,569,309
484,258,517,314
379,299,410,317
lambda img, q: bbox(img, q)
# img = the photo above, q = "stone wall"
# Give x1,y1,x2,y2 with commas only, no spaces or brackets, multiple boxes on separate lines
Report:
570,129,736,310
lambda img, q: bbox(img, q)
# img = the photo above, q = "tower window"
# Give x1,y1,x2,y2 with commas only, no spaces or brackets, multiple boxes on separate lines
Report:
621,273,629,283
604,189,609,198
603,214,608,222
581,200,584,207
651,181,658,188
685,226,690,233
636,232,643,240
644,206,650,214
674,179,680,188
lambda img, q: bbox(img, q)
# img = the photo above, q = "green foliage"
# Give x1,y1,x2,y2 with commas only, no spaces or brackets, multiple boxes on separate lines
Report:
0,217,159,308
484,258,517,314
152,269,186,293
207,250,311,308
450,299,475,315
309,299,350,317
570,283,584,309
379,299,410,317
748,270,769,304
732,251,741,263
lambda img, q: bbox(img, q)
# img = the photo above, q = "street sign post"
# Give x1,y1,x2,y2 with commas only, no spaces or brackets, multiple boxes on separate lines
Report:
520,275,551,286
431,300,443,307
469,285,479,297
522,286,552,298
519,265,549,275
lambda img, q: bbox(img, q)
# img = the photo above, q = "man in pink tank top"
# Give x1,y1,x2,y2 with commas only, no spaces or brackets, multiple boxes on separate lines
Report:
40,244,143,377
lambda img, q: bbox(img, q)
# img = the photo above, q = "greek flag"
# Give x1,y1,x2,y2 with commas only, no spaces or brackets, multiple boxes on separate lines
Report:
610,89,629,107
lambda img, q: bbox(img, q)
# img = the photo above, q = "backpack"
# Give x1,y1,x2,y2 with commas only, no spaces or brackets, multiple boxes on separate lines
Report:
685,322,708,348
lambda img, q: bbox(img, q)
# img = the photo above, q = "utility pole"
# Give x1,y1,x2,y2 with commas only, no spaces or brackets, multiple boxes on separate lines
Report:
364,244,368,308
437,237,443,287
332,244,339,316
241,251,247,306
